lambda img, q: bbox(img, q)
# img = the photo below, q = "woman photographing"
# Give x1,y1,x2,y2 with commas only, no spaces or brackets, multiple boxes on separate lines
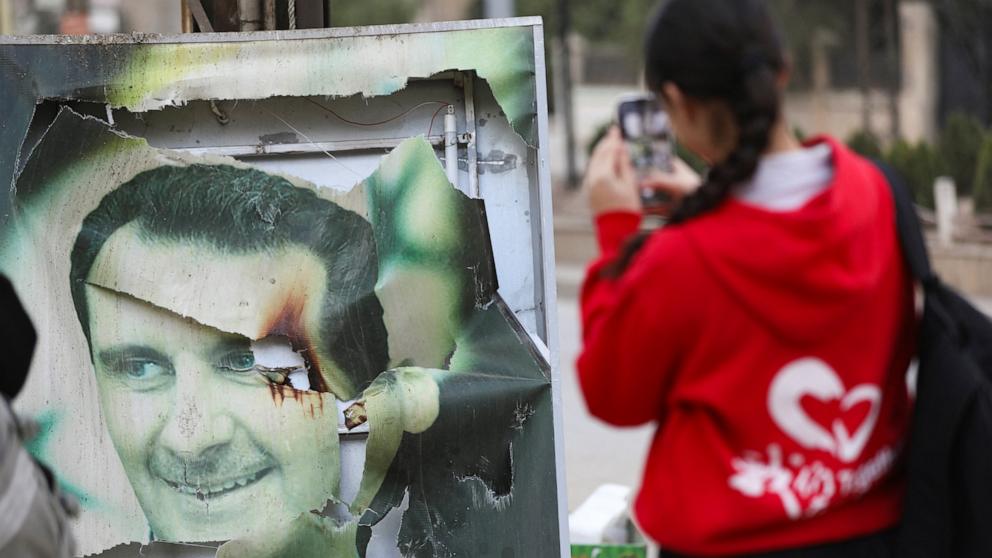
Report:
578,1,915,556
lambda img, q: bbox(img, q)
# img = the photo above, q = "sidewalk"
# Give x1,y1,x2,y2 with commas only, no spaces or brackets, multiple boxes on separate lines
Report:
556,295,653,512
974,298,992,316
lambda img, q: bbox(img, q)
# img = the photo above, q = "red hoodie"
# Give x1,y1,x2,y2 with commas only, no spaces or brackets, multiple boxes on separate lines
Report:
578,138,915,556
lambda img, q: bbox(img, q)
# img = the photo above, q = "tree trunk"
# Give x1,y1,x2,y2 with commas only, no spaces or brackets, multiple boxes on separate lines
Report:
557,0,578,188
883,0,902,139
415,0,473,22
855,0,873,134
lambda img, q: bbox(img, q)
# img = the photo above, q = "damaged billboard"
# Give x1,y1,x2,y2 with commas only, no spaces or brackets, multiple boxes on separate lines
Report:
0,19,564,558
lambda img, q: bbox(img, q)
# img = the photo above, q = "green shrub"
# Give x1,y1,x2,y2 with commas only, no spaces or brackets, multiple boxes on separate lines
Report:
885,139,945,209
939,111,986,196
885,140,917,202
847,130,883,160
974,134,992,214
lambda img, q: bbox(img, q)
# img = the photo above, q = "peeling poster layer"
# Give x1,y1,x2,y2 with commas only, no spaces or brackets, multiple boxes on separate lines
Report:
0,94,558,557
0,21,539,209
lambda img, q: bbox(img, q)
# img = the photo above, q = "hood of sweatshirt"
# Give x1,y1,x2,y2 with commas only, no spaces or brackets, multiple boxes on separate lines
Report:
679,136,899,346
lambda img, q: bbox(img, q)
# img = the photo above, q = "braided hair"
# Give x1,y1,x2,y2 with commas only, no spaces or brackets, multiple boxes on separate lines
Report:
608,0,785,275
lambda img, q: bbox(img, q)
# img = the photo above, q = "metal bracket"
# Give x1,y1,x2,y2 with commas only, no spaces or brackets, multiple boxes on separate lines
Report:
462,72,480,197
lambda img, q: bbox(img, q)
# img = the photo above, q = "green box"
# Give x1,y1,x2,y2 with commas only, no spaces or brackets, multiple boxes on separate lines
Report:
570,544,648,558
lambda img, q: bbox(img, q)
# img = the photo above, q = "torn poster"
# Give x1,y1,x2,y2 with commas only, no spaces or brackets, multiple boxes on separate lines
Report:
0,21,539,202
0,19,562,558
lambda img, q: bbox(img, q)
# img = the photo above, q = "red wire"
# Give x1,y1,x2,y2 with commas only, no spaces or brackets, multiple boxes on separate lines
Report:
304,98,450,128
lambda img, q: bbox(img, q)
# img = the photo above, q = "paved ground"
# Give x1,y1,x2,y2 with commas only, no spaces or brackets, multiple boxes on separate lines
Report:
975,298,992,316
557,275,654,512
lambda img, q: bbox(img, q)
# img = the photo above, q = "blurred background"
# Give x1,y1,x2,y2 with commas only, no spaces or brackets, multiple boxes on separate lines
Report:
3,1,990,204
3,0,992,549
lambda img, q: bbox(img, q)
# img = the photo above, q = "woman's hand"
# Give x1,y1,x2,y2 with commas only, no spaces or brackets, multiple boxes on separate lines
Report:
584,127,640,216
640,158,703,203
584,127,704,216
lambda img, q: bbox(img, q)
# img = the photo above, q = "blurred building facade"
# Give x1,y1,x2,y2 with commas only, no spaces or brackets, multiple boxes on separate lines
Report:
3,0,988,186
787,1,937,144
0,0,498,33
546,0,992,181
0,0,180,33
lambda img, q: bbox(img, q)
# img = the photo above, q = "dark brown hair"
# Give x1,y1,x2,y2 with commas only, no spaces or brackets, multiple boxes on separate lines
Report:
609,0,785,275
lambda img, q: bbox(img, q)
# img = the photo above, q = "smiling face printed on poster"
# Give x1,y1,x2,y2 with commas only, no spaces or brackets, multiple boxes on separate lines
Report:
69,163,386,541
0,20,566,557
1,108,553,557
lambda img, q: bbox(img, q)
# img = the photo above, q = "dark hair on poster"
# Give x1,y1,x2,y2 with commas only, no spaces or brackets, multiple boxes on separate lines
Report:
68,163,389,392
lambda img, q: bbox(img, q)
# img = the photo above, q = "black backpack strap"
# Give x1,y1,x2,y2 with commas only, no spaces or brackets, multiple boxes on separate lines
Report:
872,160,937,285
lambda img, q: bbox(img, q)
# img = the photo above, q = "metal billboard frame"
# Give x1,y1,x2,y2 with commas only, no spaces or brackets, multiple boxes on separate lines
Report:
2,17,568,558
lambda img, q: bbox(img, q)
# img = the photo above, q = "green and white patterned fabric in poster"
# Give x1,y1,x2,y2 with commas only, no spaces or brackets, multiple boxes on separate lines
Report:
0,19,564,558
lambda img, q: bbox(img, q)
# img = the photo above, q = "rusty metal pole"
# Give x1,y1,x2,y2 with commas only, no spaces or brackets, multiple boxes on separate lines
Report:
181,0,193,32
238,0,262,31
263,0,276,30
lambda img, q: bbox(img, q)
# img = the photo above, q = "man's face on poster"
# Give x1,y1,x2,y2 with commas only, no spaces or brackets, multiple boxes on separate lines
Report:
83,224,350,542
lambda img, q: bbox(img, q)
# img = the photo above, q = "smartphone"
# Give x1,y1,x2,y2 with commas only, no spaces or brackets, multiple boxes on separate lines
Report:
617,94,674,213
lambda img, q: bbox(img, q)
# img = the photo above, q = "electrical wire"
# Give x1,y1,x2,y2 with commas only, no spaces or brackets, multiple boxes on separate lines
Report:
259,99,454,182
149,541,220,550
304,98,451,131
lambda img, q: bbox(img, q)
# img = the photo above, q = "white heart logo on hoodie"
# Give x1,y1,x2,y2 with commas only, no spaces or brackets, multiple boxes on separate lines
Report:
767,358,881,463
